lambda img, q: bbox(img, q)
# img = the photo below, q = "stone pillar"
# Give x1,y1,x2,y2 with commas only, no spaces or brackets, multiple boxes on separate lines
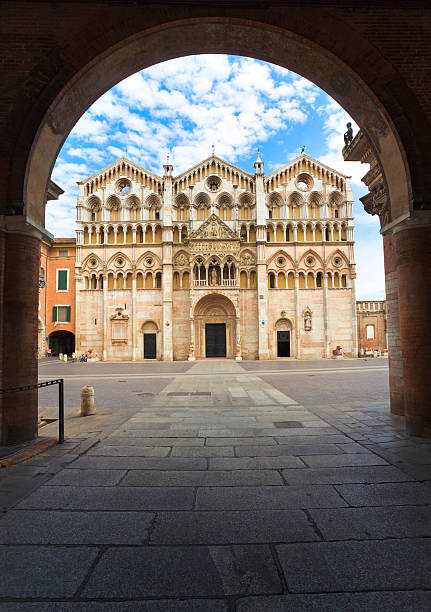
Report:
256,230,269,359
162,158,174,362
383,233,404,415
323,273,330,358
102,270,108,361
294,272,300,358
350,274,358,358
394,224,431,436
0,223,43,444
132,276,137,361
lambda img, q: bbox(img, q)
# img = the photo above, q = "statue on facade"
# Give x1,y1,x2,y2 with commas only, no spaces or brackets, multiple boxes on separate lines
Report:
210,267,218,285
344,122,353,146
304,310,312,331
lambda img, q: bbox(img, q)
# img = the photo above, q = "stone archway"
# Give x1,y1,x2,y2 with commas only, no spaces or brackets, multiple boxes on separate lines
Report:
2,6,431,442
274,318,294,359
141,320,160,360
193,294,237,359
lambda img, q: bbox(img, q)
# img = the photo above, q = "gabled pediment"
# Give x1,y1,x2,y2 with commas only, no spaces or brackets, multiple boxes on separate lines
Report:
174,155,254,183
265,153,350,182
79,157,162,185
190,214,239,241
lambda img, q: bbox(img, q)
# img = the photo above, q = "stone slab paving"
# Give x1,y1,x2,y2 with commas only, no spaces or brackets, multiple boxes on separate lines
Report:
1,359,431,609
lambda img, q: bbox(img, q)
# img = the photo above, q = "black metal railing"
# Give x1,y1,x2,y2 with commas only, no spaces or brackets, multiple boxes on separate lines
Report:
0,379,64,443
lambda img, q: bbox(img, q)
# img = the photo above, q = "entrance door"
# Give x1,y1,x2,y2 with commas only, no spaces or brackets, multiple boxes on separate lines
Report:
144,333,156,359
205,324,226,358
277,330,291,357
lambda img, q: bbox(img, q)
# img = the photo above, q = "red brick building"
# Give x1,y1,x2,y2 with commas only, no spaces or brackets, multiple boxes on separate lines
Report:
39,238,76,357
357,300,387,356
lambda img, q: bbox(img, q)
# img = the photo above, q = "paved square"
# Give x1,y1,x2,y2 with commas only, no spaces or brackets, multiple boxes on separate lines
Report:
2,358,430,609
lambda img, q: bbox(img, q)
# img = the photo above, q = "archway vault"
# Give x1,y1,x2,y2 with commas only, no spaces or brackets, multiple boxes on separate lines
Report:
20,13,428,230
193,293,237,359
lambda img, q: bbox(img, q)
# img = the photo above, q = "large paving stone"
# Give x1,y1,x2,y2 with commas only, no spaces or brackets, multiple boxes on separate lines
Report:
70,456,207,470
103,437,205,446
309,505,431,540
235,444,344,457
208,545,282,595
17,485,194,511
121,469,283,487
334,482,431,506
0,601,228,611
0,510,153,544
364,446,431,464
87,445,170,457
300,454,388,468
46,468,127,486
196,485,346,510
236,592,431,612
150,510,319,544
205,437,276,446
209,457,306,470
172,446,234,457
82,545,281,597
0,546,98,597
276,539,431,592
282,465,411,485
273,435,353,445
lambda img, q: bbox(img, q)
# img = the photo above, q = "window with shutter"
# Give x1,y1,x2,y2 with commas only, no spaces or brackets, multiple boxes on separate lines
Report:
52,306,58,322
57,306,69,322
57,269,68,291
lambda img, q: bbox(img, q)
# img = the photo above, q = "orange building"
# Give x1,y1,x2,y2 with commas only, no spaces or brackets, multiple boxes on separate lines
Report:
39,237,76,357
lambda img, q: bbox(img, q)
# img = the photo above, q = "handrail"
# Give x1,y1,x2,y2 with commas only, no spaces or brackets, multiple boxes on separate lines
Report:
0,379,64,444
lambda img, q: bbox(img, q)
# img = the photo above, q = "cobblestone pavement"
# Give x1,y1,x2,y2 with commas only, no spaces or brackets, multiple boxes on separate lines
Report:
1,360,430,610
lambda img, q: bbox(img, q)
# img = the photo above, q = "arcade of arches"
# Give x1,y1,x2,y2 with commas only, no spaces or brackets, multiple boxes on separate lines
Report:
1,3,430,446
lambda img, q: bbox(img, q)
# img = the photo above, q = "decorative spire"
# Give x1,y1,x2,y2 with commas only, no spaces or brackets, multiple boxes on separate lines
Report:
300,145,306,154
256,148,262,163
211,144,215,156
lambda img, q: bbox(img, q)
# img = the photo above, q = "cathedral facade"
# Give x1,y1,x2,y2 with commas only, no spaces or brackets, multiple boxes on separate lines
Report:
75,152,357,361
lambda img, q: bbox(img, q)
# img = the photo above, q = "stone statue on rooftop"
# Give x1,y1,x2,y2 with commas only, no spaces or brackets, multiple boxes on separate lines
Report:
344,122,353,146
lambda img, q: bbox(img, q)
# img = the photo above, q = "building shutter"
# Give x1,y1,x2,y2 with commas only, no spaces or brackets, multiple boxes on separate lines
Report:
57,270,67,290
52,306,58,322
66,306,71,322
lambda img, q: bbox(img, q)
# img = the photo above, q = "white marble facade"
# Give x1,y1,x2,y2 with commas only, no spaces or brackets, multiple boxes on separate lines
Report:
75,152,357,360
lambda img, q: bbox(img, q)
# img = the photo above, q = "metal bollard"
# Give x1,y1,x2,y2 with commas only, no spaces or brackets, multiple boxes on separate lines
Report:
80,386,95,416
63,354,68,363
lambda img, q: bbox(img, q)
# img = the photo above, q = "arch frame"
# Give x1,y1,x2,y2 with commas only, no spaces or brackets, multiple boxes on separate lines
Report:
19,14,417,232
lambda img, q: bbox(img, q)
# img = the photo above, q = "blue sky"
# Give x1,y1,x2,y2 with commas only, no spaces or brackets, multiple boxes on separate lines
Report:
48,54,384,300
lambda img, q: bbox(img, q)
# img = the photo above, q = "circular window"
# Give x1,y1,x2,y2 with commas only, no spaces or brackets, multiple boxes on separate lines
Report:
116,257,125,268
305,256,315,267
116,179,132,195
276,256,285,267
89,258,97,268
144,257,153,267
333,256,342,267
295,173,314,192
206,175,222,192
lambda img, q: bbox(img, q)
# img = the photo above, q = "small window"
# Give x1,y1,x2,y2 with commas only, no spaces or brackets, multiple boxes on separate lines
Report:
155,211,160,220
366,325,375,339
58,249,68,256
53,305,71,323
56,269,68,291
